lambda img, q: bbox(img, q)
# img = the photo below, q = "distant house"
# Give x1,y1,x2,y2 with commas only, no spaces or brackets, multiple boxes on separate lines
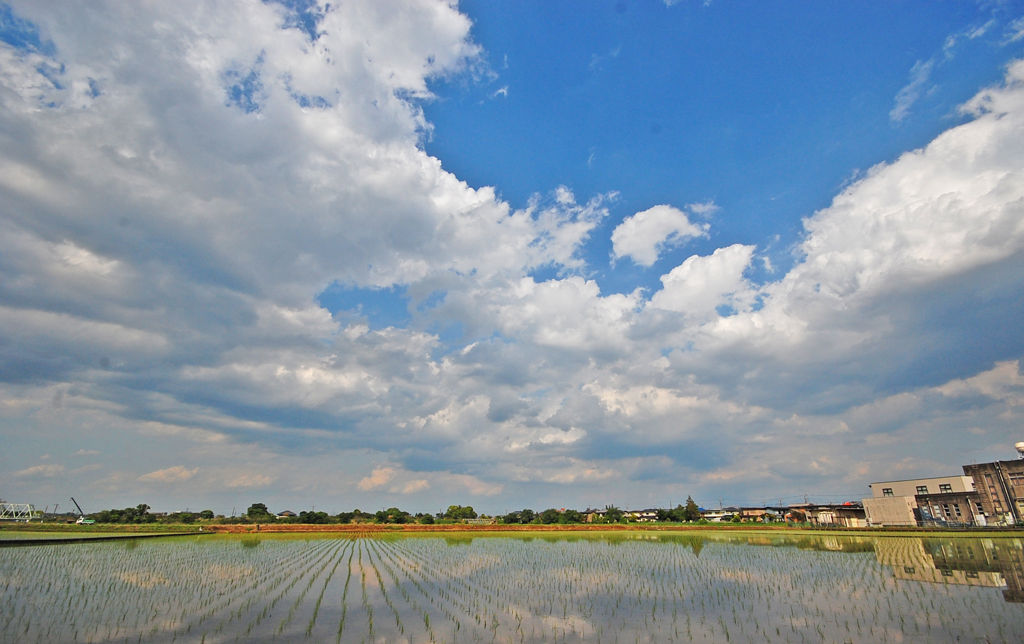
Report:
276,510,297,518
800,502,866,528
701,508,738,522
627,509,659,522
738,507,787,523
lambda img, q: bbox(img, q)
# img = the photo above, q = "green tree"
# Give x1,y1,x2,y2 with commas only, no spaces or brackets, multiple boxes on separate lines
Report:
444,505,478,520
604,505,624,523
375,507,410,524
539,508,561,524
561,509,583,524
246,503,273,521
92,504,155,524
683,496,701,522
199,510,214,520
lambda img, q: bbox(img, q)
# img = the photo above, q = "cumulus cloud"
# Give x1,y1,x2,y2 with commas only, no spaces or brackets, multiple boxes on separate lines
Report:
611,205,709,266
649,244,756,318
358,466,395,491
670,58,1024,412
137,466,199,483
937,361,1024,406
402,479,430,494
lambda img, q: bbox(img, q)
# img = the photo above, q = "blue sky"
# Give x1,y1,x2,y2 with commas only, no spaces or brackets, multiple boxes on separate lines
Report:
2,0,1024,516
422,1,1016,290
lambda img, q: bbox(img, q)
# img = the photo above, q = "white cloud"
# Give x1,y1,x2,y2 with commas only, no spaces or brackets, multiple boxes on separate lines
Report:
1005,17,1024,44
611,205,708,266
137,466,199,483
687,201,720,217
222,473,275,489
800,61,1024,296
937,361,1024,406
358,466,395,491
14,464,64,478
649,244,756,318
890,59,934,123
402,479,430,494
667,59,1024,413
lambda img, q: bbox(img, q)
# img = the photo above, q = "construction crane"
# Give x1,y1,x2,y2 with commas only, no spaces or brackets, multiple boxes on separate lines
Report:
70,497,95,525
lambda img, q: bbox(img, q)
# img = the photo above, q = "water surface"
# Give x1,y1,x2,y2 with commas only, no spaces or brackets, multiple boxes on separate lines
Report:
1,531,1022,643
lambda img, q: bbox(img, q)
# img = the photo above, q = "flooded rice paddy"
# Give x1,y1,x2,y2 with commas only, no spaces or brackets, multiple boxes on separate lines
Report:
2,531,1023,643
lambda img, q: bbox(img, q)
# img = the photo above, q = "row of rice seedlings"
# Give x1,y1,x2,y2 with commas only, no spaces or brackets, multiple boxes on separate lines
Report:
163,536,324,641
1,535,336,643
232,537,343,639
333,539,356,643
2,538,246,642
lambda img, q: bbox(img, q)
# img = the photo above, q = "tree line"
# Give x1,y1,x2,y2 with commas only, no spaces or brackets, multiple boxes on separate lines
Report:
78,497,703,525
87,504,215,525
500,497,701,525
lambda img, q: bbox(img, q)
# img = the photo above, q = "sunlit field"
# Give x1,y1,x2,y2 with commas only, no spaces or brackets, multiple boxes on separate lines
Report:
2,532,1022,643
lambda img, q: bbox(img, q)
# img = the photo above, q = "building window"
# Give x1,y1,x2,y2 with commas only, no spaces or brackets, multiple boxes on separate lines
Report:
953,504,962,518
1009,472,1024,485
939,484,952,493
917,485,929,494
882,488,894,497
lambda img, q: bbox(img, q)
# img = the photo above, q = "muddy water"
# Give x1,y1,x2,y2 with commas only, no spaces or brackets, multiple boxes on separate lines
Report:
2,531,1023,643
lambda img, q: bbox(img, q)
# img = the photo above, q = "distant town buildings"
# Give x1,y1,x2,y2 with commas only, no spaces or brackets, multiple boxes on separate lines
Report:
963,459,1024,525
864,444,1024,527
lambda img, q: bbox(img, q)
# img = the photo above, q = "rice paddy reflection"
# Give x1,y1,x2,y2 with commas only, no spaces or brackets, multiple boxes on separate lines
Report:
1,531,1022,643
